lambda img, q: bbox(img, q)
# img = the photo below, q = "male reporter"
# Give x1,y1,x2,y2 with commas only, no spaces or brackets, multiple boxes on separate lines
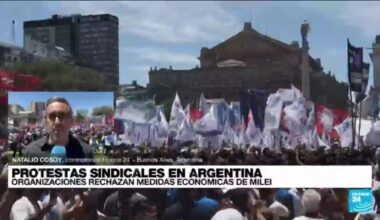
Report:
24,97,94,165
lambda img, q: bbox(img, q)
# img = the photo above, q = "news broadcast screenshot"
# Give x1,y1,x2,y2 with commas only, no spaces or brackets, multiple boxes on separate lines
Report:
0,1,378,220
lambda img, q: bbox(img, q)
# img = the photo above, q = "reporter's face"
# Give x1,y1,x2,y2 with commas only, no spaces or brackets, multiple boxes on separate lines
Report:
46,102,72,143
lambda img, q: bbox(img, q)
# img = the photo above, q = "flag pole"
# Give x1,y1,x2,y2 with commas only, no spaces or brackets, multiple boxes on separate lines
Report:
358,100,363,148
349,90,355,149
354,101,358,148
348,39,355,149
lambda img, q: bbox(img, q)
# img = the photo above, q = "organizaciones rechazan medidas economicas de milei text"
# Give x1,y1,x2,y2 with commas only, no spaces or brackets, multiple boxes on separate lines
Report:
8,166,272,188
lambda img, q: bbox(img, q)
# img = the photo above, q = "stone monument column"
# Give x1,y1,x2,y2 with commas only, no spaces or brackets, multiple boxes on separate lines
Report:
301,20,311,101
370,36,380,114
372,36,380,89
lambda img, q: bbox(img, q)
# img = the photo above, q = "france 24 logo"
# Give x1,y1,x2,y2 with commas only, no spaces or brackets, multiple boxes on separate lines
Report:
349,189,373,213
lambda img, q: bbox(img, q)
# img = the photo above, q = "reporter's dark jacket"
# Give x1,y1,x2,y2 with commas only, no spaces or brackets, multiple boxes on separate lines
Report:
23,133,95,165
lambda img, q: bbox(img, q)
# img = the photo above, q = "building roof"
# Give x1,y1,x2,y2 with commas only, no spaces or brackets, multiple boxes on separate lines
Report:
24,14,118,28
211,22,300,54
150,22,323,75
119,82,147,90
203,22,323,71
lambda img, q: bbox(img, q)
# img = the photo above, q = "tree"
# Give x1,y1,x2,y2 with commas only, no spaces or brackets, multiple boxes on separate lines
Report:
92,106,113,116
76,113,85,122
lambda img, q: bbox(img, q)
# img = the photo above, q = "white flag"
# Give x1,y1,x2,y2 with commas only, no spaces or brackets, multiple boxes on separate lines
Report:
123,121,135,145
194,104,221,136
334,118,353,148
288,131,301,149
184,104,190,117
222,120,235,145
283,97,307,133
277,87,296,103
175,116,196,143
246,110,262,147
264,92,283,130
199,93,209,115
306,105,315,130
318,136,331,149
309,127,319,149
153,109,169,138
319,107,335,133
229,102,241,131
149,125,166,147
133,123,151,146
280,131,291,148
261,129,274,148
365,121,380,145
291,84,302,99
114,99,156,123
198,135,221,148
168,93,186,137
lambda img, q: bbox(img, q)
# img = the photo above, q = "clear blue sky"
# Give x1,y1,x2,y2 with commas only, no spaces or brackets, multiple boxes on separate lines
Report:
0,1,379,88
8,92,114,113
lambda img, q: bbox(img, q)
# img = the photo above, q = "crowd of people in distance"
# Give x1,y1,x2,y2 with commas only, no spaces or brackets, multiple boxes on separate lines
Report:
2,124,377,167
1,96,379,219
2,125,118,158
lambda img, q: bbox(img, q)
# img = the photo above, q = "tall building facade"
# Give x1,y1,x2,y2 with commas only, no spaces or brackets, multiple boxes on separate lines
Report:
367,35,380,117
29,102,45,115
23,14,119,85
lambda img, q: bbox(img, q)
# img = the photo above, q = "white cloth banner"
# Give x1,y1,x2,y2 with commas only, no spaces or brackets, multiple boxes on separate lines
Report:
365,121,380,145
222,121,235,145
280,131,291,149
194,104,221,136
134,123,151,146
151,109,169,138
261,130,274,148
246,110,262,147
306,104,315,130
283,98,307,134
264,93,283,130
175,116,197,143
168,93,186,137
334,118,353,148
199,93,209,116
115,99,156,123
319,107,335,133
197,135,221,148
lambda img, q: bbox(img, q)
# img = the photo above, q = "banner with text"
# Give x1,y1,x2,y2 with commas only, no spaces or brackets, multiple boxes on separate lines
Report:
8,165,371,189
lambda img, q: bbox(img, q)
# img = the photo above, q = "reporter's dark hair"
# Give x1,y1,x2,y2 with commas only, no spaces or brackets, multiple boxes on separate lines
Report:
46,96,73,116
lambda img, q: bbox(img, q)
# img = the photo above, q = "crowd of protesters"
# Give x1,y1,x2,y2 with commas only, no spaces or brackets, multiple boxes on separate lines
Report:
1,125,117,157
4,124,378,167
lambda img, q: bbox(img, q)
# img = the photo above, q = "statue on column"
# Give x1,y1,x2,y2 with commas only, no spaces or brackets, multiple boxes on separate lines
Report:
301,19,311,48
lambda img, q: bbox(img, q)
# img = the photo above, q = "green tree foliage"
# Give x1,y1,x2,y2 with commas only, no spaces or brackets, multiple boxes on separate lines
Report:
1,61,115,91
92,106,113,116
76,113,86,122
